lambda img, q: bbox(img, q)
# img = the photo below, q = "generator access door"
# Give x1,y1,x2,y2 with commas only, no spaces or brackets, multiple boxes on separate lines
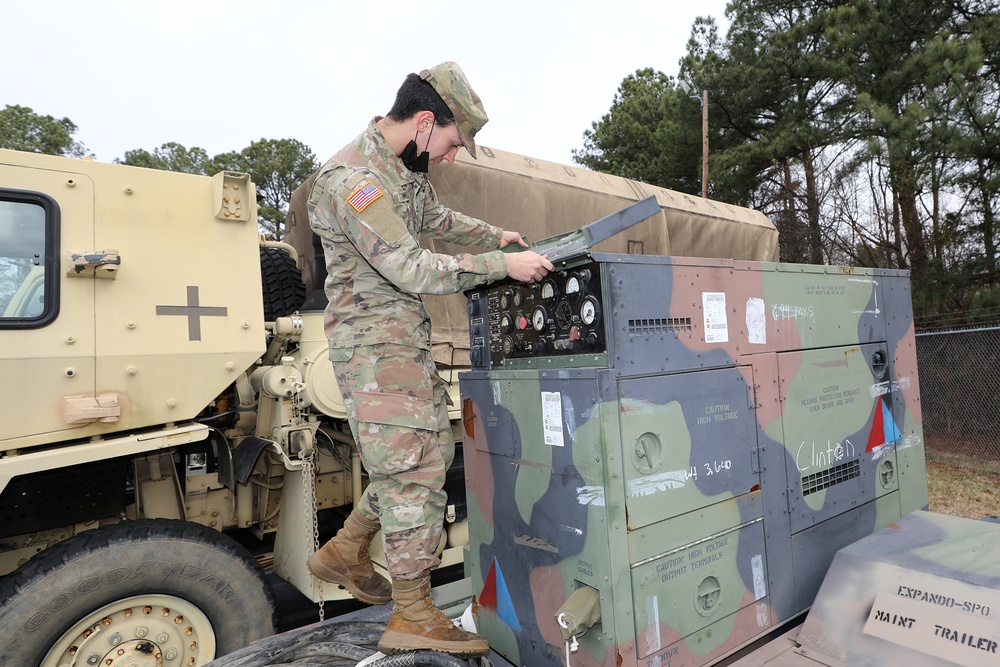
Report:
618,367,760,527
618,366,768,659
776,342,900,535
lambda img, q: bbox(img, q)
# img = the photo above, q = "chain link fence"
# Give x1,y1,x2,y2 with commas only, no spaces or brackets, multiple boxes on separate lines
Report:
915,326,1000,474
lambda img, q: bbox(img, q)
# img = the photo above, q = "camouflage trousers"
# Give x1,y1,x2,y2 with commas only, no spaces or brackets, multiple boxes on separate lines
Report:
330,343,454,581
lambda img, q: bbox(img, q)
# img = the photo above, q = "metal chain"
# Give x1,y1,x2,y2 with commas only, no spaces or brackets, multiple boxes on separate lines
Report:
300,447,325,621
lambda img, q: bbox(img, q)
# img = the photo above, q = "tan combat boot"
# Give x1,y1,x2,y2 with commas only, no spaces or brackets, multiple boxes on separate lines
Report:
306,510,392,605
378,577,489,657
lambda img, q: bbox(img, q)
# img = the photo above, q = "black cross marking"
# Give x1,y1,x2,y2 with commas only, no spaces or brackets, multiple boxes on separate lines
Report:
156,286,228,341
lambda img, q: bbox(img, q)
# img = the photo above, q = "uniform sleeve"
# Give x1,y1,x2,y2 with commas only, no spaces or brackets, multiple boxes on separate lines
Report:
419,178,504,248
334,173,508,295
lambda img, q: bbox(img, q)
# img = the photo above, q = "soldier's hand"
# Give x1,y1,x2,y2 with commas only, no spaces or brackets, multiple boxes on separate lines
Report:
499,230,530,249
505,251,554,283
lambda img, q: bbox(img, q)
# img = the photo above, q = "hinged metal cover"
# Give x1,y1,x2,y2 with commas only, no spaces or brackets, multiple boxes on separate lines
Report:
66,250,120,278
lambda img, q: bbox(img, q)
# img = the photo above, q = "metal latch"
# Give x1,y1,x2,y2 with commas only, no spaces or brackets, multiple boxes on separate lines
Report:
67,250,120,279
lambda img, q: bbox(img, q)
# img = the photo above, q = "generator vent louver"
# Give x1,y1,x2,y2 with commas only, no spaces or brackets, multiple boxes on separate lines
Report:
801,459,861,495
628,317,692,336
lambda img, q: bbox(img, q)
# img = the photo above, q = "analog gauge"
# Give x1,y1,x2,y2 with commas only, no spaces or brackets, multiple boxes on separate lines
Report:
540,280,557,301
500,313,512,333
512,290,524,308
502,336,514,356
580,296,600,326
499,290,511,310
555,301,573,329
531,306,548,332
565,274,581,299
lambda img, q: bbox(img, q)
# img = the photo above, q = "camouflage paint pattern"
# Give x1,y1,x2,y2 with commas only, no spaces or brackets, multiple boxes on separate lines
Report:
308,120,506,352
461,253,926,667
333,342,455,580
309,120,511,580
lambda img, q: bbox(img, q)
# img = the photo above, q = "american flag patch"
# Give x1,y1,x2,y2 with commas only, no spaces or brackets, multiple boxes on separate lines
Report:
347,181,383,212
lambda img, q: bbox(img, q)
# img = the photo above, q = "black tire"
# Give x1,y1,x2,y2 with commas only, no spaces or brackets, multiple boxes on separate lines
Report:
0,519,276,667
260,246,306,322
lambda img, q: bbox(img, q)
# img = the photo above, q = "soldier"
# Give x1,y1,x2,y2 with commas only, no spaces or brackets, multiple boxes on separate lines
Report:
306,62,553,657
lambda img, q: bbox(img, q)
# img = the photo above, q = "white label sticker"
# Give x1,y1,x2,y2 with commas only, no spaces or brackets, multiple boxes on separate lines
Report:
746,297,766,344
756,602,770,628
702,292,729,343
541,391,564,447
644,595,662,653
752,553,767,600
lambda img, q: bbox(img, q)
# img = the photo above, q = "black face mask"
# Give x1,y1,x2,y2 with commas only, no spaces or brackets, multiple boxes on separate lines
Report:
401,124,433,173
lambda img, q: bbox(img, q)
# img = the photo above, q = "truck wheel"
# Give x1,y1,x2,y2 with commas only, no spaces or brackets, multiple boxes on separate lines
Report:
0,519,276,667
261,246,306,321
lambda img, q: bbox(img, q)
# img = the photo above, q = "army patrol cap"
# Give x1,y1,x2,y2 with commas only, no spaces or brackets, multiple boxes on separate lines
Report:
420,61,488,159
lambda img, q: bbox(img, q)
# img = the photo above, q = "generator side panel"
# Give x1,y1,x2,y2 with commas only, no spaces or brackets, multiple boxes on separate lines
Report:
461,369,628,667
604,258,923,613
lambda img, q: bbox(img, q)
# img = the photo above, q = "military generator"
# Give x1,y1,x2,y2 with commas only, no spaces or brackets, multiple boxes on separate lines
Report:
460,198,927,667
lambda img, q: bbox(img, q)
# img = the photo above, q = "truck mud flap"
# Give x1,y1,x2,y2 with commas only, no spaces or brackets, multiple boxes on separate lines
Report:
221,436,276,487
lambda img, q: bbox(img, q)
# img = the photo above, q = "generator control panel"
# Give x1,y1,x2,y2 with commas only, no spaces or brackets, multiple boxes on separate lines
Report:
466,196,659,370
467,260,606,367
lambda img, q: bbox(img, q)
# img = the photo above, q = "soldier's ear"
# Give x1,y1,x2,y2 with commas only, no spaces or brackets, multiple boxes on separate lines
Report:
415,111,435,133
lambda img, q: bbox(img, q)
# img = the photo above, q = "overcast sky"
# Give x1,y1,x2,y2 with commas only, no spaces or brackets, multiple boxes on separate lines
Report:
2,0,731,168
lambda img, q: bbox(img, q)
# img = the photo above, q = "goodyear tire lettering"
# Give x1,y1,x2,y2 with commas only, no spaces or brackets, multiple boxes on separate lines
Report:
0,519,275,665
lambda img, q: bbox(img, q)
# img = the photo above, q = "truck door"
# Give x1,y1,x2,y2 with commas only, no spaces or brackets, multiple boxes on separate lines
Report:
0,163,97,446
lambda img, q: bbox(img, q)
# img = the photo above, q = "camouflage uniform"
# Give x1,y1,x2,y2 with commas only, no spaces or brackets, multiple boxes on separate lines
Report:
308,99,505,579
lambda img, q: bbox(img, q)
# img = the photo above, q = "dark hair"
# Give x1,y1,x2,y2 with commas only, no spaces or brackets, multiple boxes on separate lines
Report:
386,73,455,127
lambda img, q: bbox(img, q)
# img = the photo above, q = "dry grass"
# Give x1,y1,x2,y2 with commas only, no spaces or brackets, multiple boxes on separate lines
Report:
926,457,1000,520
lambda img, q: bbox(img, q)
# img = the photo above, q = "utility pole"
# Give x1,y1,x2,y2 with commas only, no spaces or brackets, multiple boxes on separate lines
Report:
701,90,709,199
680,81,710,198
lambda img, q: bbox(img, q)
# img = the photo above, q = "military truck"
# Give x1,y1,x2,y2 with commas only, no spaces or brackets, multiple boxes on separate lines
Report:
0,146,780,667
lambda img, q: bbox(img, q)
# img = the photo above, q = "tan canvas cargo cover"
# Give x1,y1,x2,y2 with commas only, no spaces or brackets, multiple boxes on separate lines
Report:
284,145,778,367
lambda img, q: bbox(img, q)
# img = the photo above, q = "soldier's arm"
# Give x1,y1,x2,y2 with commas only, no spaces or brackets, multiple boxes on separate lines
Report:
419,180,504,247
413,186,553,283
336,176,507,295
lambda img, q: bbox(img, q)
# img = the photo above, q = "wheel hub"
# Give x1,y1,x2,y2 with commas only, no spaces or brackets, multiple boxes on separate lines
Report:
81,638,160,667
42,595,215,667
